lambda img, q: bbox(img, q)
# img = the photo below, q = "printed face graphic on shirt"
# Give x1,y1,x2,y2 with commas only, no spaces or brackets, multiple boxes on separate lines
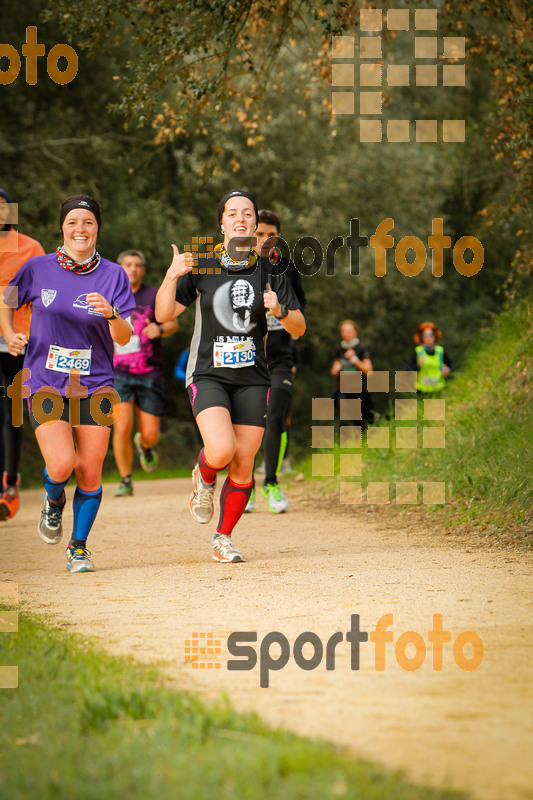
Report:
231,279,255,331
212,279,256,334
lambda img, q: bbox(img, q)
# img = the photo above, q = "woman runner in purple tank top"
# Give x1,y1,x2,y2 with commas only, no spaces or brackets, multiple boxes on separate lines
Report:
0,195,136,573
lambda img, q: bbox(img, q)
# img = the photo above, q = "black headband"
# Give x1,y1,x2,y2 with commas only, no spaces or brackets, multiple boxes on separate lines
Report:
60,196,101,234
217,190,258,229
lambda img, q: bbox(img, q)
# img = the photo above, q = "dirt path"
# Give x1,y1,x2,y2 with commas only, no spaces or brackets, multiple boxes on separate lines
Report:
2,479,532,800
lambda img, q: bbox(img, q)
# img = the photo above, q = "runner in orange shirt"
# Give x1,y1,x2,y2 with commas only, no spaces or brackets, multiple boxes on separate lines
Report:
0,188,45,519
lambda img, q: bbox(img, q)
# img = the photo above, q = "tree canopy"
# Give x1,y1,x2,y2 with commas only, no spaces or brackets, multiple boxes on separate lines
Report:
1,0,531,444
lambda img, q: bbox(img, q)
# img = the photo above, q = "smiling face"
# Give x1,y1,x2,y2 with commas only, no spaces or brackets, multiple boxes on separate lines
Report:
120,254,146,291
221,196,256,248
62,208,98,262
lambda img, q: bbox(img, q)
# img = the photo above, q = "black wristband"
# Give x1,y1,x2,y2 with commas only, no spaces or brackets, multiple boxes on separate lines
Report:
107,305,120,321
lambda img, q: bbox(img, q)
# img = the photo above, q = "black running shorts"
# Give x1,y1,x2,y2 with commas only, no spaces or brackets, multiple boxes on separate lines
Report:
28,392,116,429
114,374,165,417
187,379,269,427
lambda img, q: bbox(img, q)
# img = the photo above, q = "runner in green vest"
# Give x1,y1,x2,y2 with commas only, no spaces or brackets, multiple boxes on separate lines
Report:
407,322,451,394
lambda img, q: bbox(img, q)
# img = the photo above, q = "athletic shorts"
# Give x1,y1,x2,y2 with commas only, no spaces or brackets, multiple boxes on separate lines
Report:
28,393,115,430
0,352,25,423
187,379,269,428
269,367,294,393
113,374,165,417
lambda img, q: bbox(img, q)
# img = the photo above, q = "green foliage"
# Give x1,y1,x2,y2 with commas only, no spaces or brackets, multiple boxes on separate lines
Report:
426,299,532,530
42,0,296,124
0,615,468,799
1,0,530,467
302,299,532,539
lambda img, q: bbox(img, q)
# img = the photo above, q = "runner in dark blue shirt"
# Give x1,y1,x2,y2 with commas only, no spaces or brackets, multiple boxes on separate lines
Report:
112,249,178,497
245,209,306,514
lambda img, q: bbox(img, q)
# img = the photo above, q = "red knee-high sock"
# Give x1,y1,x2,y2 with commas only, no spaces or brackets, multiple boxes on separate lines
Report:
198,447,224,485
217,478,253,536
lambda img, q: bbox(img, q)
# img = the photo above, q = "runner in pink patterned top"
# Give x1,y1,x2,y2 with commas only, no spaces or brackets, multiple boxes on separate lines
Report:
112,250,178,496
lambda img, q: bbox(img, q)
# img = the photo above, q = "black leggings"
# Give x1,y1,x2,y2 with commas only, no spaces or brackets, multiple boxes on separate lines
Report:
0,353,25,485
263,387,292,484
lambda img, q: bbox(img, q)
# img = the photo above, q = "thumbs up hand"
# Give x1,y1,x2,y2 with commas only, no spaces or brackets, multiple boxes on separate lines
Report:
263,282,281,316
167,244,194,280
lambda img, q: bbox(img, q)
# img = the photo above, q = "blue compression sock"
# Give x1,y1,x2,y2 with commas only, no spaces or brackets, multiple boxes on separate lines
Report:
72,486,102,542
43,467,68,502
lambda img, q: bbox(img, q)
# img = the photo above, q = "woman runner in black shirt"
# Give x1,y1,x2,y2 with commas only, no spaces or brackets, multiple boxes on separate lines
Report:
156,190,305,562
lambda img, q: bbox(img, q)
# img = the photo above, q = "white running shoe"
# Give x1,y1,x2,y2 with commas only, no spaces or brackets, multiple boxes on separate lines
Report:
261,483,289,514
244,487,255,513
38,492,66,544
189,464,216,524
134,432,158,473
114,478,133,497
212,533,245,563
66,544,94,573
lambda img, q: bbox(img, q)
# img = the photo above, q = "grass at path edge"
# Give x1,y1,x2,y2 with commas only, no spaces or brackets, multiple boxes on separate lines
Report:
0,614,468,800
